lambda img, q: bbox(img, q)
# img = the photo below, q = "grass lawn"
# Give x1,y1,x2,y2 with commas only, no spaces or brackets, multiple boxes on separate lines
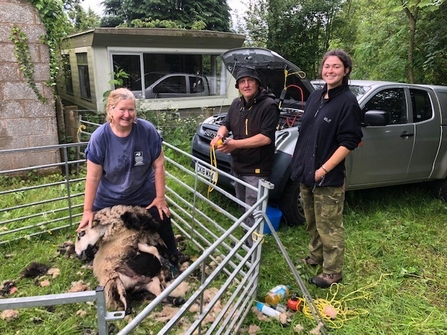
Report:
249,183,447,334
1,176,446,334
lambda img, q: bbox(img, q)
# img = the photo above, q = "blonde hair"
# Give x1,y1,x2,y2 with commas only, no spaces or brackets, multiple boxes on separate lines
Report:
106,88,136,122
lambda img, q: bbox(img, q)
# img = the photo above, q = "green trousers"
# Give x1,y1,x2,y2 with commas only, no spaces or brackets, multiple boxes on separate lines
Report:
300,183,345,274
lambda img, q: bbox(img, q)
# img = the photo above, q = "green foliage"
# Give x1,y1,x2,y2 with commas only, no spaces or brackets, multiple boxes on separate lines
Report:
240,0,446,84
416,1,447,85
29,0,72,90
265,0,344,78
102,66,130,103
123,18,183,29
9,26,47,103
67,4,101,33
138,107,205,151
239,0,269,47
351,0,408,82
100,0,231,31
16,0,99,109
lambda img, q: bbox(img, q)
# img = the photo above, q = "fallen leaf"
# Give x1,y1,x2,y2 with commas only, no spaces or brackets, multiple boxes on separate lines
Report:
47,267,60,278
1,310,19,321
248,324,261,334
152,306,179,322
168,281,190,297
69,280,90,292
40,279,51,287
76,310,88,317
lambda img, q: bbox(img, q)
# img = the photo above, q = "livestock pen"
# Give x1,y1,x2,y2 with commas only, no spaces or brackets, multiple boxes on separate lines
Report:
0,117,323,334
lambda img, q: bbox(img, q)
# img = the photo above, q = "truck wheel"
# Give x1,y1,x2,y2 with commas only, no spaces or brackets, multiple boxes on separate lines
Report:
277,179,305,226
431,178,447,201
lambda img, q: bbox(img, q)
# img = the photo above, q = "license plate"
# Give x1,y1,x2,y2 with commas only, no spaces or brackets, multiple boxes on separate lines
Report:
196,163,216,181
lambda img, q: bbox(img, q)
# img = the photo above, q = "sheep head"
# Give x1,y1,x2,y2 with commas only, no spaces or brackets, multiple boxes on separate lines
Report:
75,222,105,261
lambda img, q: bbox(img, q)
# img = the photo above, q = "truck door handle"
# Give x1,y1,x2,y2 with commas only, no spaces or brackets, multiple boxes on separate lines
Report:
400,131,414,138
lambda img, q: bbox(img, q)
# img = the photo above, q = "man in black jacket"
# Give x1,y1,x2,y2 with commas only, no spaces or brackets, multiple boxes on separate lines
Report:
210,66,280,246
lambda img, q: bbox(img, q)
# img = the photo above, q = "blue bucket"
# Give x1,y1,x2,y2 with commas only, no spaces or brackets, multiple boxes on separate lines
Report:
264,205,282,235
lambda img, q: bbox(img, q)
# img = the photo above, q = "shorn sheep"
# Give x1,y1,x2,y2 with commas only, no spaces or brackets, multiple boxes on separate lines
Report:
75,205,175,313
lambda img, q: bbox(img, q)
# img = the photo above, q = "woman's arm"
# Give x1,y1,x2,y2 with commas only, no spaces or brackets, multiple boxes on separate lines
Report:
77,159,102,231
146,148,170,219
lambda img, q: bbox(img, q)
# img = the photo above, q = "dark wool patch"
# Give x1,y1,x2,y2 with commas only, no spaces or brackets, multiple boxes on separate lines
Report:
21,262,50,278
120,209,160,233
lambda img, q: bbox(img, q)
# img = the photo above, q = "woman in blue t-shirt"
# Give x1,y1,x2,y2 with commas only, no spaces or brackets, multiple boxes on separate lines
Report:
76,88,183,267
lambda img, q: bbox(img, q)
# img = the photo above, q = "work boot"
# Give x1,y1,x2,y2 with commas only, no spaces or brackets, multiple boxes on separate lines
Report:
310,273,342,288
301,256,321,267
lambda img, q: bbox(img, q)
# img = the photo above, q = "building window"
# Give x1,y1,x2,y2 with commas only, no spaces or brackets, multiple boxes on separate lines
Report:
76,53,91,100
111,52,226,99
62,54,73,95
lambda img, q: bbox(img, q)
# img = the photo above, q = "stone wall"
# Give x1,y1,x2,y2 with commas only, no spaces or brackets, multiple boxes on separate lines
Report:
0,0,59,171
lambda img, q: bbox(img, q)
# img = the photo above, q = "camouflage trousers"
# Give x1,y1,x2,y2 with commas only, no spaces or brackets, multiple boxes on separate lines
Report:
300,183,345,274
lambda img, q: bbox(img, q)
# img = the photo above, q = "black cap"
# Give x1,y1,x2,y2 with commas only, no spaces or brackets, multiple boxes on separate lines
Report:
235,66,261,88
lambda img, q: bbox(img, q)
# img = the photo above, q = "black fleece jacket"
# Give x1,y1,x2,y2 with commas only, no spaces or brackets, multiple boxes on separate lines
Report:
290,83,363,187
222,88,279,177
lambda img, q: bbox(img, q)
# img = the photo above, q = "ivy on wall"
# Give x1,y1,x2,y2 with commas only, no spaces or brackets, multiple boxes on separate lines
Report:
9,26,47,103
9,0,71,103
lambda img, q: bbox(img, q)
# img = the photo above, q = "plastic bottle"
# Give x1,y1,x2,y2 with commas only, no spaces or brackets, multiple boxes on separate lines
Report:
274,303,287,313
264,285,290,306
256,302,281,318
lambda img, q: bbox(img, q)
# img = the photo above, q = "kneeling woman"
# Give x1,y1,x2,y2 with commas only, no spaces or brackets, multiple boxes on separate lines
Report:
76,88,184,268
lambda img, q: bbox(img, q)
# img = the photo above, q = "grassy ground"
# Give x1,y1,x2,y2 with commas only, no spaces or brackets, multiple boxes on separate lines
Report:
2,109,447,334
1,182,446,334
248,183,447,334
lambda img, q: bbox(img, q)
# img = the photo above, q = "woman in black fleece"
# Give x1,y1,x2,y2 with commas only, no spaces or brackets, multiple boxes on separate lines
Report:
290,49,363,288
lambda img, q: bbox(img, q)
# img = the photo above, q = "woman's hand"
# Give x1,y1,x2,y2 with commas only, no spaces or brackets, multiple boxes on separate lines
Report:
314,167,327,182
147,196,170,218
77,210,94,231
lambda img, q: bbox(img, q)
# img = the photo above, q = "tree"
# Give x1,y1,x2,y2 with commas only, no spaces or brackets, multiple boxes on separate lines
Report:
417,1,447,85
349,0,445,83
265,0,344,78
67,5,101,33
100,0,231,31
397,0,444,83
235,0,269,47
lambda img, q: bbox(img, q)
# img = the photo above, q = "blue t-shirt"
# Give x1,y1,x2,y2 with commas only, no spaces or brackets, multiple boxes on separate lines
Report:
85,118,162,210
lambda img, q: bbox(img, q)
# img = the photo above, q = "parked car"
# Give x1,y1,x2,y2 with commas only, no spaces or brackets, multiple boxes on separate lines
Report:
311,79,371,100
133,73,210,99
192,48,447,226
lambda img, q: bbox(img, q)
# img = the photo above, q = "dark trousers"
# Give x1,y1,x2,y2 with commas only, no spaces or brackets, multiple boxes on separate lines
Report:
146,206,179,258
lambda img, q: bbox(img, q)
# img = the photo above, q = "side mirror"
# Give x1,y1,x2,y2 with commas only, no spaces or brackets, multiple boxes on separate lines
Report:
363,110,389,126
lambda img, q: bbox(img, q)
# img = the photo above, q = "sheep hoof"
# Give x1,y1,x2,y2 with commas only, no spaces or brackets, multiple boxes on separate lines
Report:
166,296,185,306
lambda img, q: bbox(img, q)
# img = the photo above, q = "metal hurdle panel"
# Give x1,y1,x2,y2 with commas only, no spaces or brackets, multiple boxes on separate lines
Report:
0,139,274,334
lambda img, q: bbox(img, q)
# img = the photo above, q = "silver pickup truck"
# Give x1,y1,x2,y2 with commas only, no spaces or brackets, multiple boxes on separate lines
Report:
191,47,447,225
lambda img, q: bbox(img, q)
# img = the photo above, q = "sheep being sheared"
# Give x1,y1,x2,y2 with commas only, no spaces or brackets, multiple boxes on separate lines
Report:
75,205,173,313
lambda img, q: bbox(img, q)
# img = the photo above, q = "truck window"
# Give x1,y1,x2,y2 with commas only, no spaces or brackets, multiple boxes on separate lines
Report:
363,88,406,124
190,76,205,93
155,76,187,94
410,89,432,122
